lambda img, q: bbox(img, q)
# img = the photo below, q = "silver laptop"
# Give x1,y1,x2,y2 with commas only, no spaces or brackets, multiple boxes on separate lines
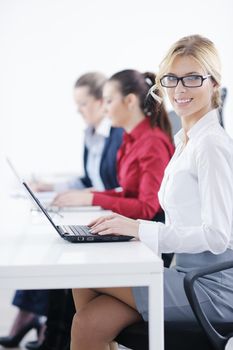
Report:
23,182,133,243
6,157,24,184
6,157,101,212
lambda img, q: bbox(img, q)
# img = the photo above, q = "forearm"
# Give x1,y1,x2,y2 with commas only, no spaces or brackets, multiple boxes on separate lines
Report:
92,193,160,219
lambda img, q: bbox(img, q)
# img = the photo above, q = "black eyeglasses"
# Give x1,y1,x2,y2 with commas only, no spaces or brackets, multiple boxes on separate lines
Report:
160,74,211,88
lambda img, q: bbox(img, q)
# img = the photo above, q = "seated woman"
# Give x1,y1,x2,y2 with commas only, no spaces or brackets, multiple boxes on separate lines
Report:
52,69,174,220
70,35,233,350
0,72,123,349
20,70,174,350
32,72,123,193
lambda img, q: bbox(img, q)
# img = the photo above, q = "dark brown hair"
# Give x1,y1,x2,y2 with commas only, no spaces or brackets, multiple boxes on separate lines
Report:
109,69,172,141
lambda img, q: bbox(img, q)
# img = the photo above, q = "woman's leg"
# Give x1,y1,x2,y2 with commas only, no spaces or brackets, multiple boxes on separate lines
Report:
9,289,49,336
72,288,98,311
8,309,36,337
72,287,138,311
109,342,118,350
71,287,142,350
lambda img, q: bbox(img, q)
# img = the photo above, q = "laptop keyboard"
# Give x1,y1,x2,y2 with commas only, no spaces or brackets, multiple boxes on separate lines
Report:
61,225,91,236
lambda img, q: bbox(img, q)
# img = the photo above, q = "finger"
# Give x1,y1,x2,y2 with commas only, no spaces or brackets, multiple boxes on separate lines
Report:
52,192,71,204
88,215,115,228
97,228,119,236
89,218,109,229
52,200,63,207
52,197,68,207
51,197,60,206
52,193,64,202
88,217,103,227
90,220,116,233
95,227,119,236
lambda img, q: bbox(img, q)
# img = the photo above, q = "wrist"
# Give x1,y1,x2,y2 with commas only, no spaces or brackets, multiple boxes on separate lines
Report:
135,221,140,239
87,193,94,205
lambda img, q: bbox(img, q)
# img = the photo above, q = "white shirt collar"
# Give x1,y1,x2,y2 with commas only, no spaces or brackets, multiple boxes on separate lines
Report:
86,118,111,138
174,109,219,147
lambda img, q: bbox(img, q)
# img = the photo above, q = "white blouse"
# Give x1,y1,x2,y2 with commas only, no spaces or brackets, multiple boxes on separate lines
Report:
139,109,233,255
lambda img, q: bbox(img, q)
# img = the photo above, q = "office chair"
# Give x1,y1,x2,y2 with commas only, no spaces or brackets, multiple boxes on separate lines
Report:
218,87,227,128
115,259,233,350
168,110,181,135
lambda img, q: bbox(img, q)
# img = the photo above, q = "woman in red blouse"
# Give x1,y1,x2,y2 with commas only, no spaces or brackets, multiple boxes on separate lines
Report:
53,70,174,220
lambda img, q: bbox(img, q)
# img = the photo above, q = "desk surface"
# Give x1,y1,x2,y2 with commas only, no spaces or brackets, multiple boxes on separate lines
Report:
0,198,162,288
0,197,164,349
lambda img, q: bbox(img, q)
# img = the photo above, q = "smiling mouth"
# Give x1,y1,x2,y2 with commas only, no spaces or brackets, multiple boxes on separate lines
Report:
175,98,193,104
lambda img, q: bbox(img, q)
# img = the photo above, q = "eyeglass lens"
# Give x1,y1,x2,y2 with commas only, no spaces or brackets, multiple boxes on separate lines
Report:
161,75,204,88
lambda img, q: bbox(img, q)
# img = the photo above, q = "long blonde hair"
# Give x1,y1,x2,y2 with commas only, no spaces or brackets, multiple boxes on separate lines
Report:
155,34,222,108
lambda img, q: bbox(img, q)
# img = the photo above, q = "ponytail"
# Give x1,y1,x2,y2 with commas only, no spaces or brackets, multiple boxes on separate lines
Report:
143,72,173,142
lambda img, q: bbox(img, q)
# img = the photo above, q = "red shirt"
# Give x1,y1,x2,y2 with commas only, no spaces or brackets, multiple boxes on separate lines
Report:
92,118,174,219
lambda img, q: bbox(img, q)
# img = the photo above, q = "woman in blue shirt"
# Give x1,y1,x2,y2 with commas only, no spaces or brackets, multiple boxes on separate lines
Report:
34,72,122,192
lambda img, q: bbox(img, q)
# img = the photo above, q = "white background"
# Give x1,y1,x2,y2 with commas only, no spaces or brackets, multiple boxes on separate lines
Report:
0,0,232,182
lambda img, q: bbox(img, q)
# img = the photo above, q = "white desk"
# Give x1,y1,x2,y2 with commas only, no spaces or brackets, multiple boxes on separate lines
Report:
0,198,164,349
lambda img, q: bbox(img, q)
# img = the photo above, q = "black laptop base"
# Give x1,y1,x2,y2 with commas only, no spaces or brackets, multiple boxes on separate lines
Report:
61,234,133,243
57,226,133,243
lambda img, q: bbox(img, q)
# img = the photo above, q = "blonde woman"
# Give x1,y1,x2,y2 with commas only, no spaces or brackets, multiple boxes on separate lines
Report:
70,35,233,350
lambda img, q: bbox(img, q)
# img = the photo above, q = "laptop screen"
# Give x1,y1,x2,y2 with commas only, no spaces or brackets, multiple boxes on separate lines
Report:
22,182,59,231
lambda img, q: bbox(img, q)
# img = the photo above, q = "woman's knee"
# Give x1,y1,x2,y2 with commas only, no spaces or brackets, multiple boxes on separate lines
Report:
71,312,85,340
72,288,98,311
71,310,101,342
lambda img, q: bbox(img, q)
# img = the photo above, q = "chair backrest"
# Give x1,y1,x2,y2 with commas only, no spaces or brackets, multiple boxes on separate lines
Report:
168,110,181,136
218,87,227,128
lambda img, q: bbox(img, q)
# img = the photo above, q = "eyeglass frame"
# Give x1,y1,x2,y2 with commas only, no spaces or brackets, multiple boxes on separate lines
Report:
160,74,212,88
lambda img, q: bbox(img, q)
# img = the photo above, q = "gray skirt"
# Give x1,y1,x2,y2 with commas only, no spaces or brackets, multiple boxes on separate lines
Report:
132,249,233,322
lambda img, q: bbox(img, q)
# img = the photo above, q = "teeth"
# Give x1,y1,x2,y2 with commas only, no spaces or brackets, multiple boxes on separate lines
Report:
175,98,191,104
